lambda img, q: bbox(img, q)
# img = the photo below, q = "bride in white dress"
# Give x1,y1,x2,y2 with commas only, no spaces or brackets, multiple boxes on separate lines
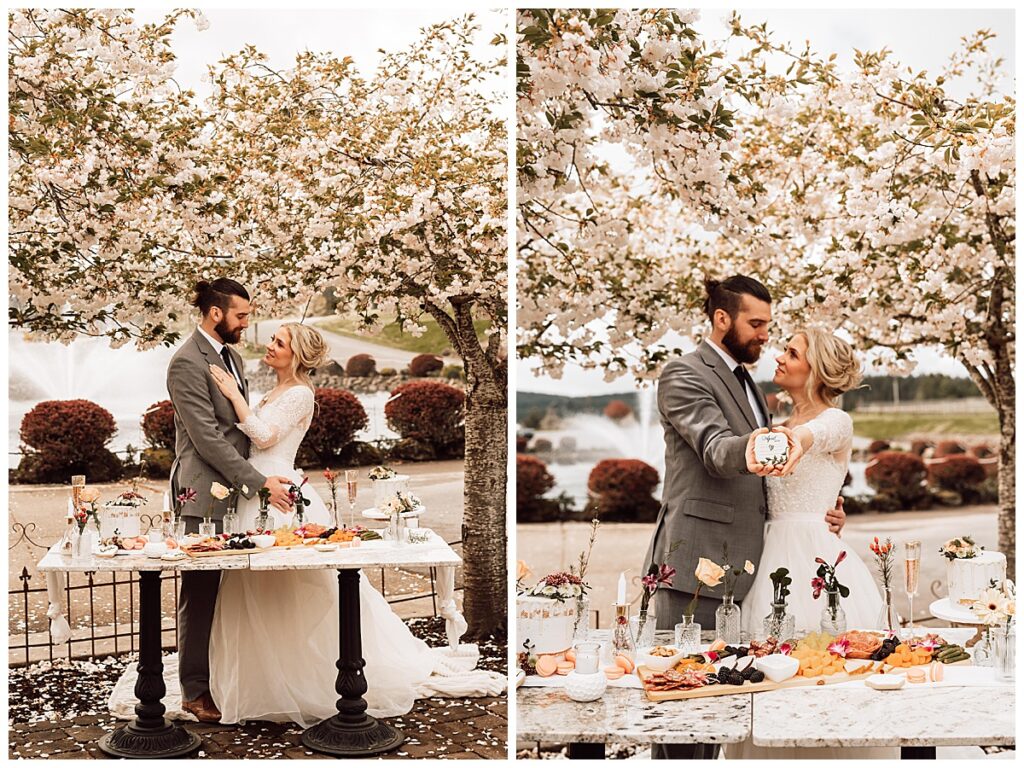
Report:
206,323,434,726
728,328,894,760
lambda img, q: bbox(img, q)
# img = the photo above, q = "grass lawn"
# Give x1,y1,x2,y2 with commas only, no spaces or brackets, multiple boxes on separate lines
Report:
315,315,489,355
851,412,999,441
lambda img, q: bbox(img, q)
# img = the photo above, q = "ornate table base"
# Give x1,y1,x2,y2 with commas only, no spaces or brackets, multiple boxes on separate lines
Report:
300,569,405,757
99,571,201,758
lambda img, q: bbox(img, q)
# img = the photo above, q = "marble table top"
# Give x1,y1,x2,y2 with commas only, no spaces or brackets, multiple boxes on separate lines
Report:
752,685,1016,747
516,685,751,745
37,531,461,573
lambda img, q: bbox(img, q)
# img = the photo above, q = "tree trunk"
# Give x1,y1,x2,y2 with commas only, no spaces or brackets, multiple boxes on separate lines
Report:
994,368,1015,580
461,376,508,639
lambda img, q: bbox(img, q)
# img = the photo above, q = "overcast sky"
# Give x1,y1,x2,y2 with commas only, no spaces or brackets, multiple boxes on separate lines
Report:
518,7,1015,395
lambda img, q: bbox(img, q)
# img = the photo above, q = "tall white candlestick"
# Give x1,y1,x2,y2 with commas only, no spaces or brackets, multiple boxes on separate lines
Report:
163,492,171,512
617,572,626,605
67,498,75,519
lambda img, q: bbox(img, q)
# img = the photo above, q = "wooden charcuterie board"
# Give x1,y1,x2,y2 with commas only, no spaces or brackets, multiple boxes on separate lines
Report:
182,546,272,558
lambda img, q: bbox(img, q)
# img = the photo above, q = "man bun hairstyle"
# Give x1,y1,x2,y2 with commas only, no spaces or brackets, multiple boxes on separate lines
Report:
192,278,250,316
704,275,772,321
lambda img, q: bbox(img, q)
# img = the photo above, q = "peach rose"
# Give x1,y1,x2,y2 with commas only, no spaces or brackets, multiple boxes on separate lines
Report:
517,560,532,581
744,560,755,575
80,487,100,503
694,557,724,588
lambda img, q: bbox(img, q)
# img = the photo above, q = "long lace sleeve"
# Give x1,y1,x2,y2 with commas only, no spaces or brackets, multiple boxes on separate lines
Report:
237,386,314,450
806,408,853,456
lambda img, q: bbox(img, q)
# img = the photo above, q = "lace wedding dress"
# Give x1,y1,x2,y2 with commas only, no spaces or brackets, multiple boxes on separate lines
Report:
727,407,894,759
209,385,435,725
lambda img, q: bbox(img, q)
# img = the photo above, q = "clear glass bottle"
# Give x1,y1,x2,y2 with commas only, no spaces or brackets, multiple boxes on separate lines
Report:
612,604,635,657
572,596,590,645
716,594,742,644
762,602,795,641
994,623,1015,682
820,588,848,634
222,510,239,536
973,628,994,667
675,614,702,654
878,587,899,636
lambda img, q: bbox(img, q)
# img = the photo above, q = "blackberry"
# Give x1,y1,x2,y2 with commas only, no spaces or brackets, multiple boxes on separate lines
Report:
750,670,765,683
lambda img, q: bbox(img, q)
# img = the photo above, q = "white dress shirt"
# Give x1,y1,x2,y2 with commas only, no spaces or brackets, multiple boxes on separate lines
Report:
707,338,767,428
198,326,244,391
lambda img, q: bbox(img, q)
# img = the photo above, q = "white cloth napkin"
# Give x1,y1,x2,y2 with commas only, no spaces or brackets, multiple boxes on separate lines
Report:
45,571,72,645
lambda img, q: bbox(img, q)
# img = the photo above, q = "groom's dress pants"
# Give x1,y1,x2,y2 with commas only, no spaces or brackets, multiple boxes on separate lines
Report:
651,589,724,760
177,516,220,702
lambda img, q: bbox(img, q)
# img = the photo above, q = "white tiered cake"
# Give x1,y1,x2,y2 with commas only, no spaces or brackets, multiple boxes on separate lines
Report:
100,504,142,539
373,475,411,510
947,551,1007,605
516,596,579,655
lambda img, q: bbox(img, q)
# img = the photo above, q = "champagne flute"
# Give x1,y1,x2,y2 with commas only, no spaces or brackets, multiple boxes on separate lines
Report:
345,470,358,529
903,540,921,640
71,475,86,509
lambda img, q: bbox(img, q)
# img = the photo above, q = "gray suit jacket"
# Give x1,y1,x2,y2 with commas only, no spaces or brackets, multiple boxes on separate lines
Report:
643,341,769,604
167,329,265,520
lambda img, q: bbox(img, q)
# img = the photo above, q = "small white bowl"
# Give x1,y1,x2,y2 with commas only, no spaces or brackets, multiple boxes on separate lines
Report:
95,548,118,559
637,646,685,673
252,534,276,549
754,653,800,683
161,550,187,561
314,542,338,552
865,673,905,691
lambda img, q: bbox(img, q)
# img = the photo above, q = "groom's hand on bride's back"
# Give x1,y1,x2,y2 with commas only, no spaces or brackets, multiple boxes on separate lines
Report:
264,476,294,512
825,496,846,536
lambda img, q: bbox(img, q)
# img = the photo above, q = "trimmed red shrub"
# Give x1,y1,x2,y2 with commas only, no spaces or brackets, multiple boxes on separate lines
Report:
409,354,443,377
517,455,555,519
18,399,121,483
604,399,633,421
346,354,376,377
929,455,986,494
910,440,932,457
386,380,465,448
142,400,176,450
588,459,661,521
532,438,553,453
867,440,890,455
299,388,369,466
865,451,928,507
933,440,966,458
515,436,528,453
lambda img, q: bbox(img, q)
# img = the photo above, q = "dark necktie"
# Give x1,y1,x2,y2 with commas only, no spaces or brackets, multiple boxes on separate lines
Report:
734,364,766,426
220,347,239,389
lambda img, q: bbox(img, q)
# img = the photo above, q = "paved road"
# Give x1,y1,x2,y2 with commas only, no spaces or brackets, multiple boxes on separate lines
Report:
517,505,1002,630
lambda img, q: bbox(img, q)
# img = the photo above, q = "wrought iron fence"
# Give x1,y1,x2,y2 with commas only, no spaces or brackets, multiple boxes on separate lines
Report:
9,516,462,667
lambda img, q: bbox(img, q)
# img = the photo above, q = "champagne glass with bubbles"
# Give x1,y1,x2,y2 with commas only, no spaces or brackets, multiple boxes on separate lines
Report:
903,540,921,641
345,470,358,529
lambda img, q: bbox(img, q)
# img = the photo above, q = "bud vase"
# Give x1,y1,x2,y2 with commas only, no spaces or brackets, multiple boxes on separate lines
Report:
222,510,239,536
762,602,795,641
973,628,994,667
716,595,741,644
255,511,270,533
70,529,87,562
994,624,1015,682
675,615,701,654
820,588,847,634
878,587,899,636
630,610,656,649
572,596,590,644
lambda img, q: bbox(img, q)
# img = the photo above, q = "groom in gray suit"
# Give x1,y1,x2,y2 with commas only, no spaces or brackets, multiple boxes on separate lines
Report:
167,278,292,722
645,275,845,760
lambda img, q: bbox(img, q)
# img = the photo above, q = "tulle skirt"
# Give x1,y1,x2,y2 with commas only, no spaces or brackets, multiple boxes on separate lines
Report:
209,460,433,725
741,517,884,638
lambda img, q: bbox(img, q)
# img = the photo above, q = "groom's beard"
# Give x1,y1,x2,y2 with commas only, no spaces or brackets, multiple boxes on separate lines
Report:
723,325,763,365
215,319,244,345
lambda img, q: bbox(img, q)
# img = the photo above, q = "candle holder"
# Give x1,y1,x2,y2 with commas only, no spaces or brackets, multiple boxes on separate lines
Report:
611,603,635,657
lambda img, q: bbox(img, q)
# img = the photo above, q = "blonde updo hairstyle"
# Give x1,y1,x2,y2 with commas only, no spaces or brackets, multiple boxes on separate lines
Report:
798,328,863,406
281,322,330,391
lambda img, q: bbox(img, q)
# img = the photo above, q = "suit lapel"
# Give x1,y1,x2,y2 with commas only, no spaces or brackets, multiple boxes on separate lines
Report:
699,342,759,431
192,329,246,402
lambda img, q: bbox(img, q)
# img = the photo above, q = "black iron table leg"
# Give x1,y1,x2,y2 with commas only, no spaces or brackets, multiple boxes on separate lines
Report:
901,746,937,759
301,568,405,757
99,570,201,758
568,742,606,759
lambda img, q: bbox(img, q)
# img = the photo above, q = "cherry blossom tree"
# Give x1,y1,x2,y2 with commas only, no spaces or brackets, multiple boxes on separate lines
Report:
10,9,508,635
517,10,1015,571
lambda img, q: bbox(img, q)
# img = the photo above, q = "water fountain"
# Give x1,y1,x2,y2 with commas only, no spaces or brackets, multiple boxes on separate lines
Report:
9,331,396,467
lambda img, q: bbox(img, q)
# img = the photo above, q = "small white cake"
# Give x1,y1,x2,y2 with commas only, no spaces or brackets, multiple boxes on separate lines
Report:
946,550,1007,605
516,596,579,655
373,475,410,510
101,505,142,539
